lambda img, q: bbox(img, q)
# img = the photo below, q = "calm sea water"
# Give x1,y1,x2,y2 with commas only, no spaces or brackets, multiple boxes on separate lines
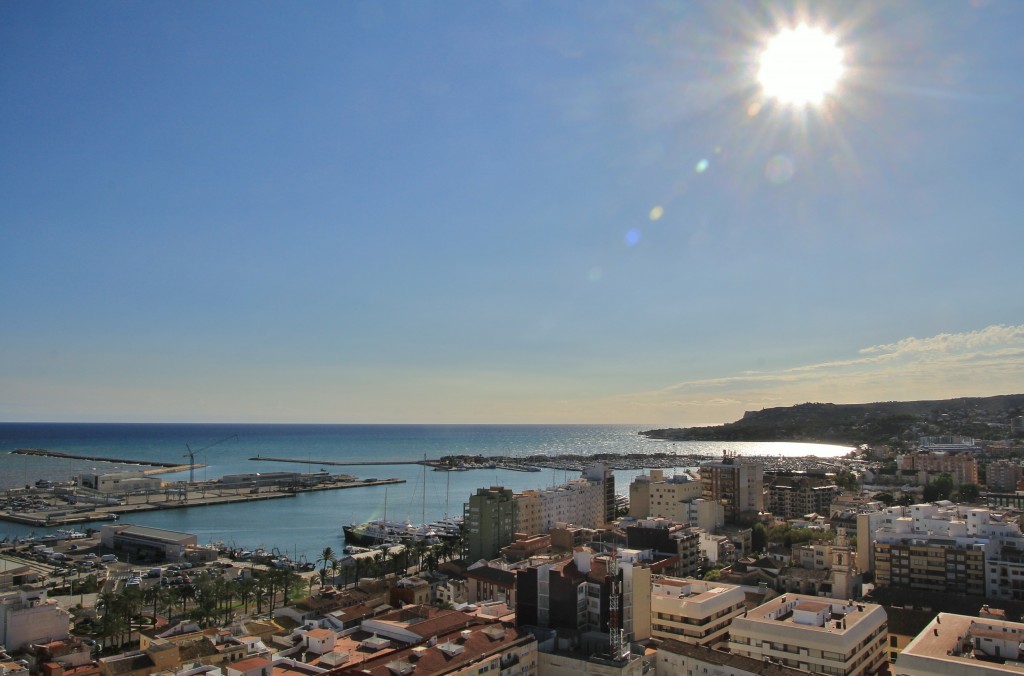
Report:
0,423,850,563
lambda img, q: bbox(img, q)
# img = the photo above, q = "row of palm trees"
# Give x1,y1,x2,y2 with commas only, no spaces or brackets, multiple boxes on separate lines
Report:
316,534,465,587
92,566,303,651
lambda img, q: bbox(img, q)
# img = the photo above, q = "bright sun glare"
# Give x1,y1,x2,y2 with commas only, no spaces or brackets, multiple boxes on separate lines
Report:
758,24,844,106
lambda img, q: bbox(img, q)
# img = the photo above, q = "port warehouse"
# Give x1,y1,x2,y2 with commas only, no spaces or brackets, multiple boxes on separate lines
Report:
77,470,334,494
100,524,197,563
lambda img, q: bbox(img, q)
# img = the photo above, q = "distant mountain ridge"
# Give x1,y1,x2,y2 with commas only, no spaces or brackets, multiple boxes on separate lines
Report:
642,394,1024,446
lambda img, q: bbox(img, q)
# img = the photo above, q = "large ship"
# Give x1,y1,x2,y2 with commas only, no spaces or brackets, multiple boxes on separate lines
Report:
342,519,443,547
342,464,463,548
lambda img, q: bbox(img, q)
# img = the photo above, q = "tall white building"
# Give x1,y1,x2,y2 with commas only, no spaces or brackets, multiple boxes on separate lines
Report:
515,463,612,534
859,503,1024,598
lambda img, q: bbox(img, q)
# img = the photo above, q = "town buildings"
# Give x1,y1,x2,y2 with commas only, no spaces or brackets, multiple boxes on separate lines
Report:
334,605,537,676
766,475,840,520
897,451,979,485
515,548,650,643
862,503,1024,598
656,639,806,676
515,464,615,536
986,460,1023,492
627,470,724,532
700,454,764,523
0,588,70,652
728,594,888,676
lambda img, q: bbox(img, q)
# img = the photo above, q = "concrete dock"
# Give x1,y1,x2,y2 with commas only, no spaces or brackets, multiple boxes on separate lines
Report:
0,477,405,527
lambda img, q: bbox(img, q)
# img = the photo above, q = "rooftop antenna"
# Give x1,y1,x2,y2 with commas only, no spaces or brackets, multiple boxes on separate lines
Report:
607,545,627,661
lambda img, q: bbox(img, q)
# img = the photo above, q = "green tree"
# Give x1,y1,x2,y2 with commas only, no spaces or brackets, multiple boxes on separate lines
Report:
834,471,859,491
956,483,981,503
874,492,895,506
751,523,768,552
703,568,722,581
317,547,336,577
923,474,955,502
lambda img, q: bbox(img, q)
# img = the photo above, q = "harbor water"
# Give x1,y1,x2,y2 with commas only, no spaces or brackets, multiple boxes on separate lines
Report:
0,423,851,563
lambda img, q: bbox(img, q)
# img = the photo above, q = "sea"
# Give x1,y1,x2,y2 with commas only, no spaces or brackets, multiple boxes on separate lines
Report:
0,423,852,564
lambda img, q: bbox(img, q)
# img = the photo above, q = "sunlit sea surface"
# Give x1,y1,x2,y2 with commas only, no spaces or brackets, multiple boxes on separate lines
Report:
0,423,851,563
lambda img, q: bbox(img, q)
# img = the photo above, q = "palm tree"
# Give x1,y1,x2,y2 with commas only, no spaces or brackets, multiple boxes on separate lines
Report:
120,586,145,647
329,558,340,586
254,580,271,616
217,576,235,625
352,556,362,587
143,585,169,624
176,583,196,618
96,591,124,648
237,577,257,616
278,569,300,608
307,574,321,598
316,547,336,577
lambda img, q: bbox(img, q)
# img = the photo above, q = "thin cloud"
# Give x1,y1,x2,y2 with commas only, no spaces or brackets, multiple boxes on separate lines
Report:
620,324,1024,419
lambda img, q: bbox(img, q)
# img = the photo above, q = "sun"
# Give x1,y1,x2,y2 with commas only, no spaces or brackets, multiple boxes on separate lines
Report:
758,24,844,106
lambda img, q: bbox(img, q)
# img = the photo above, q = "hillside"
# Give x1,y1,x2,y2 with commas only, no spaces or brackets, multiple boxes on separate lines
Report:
641,394,1024,446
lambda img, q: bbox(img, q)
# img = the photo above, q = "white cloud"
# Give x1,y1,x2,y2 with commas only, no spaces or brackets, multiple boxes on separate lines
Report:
618,324,1024,423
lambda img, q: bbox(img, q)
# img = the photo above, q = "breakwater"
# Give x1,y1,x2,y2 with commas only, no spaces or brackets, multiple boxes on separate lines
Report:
12,448,184,468
251,455,429,466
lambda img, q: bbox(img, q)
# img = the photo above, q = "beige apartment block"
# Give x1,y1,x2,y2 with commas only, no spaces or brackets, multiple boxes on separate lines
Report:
629,470,701,518
649,577,748,646
729,594,888,676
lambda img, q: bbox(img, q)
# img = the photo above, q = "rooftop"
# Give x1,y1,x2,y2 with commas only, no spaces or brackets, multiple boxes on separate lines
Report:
660,639,806,676
899,613,1024,673
738,593,884,633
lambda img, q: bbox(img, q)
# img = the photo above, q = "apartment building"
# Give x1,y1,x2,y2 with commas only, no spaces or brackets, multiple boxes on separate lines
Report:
648,577,748,646
986,460,1023,492
863,503,1024,597
624,519,701,578
766,477,840,520
628,470,700,518
515,548,650,642
897,451,979,485
465,486,518,562
700,454,764,523
515,463,614,535
729,594,888,676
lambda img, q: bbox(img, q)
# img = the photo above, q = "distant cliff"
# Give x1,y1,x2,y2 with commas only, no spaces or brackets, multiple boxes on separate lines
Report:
642,394,1024,446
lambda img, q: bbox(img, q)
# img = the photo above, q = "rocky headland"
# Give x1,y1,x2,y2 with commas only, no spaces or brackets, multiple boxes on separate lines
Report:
642,394,1024,446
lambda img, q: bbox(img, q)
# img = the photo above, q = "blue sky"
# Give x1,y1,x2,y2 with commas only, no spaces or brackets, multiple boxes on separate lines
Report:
2,1,1023,424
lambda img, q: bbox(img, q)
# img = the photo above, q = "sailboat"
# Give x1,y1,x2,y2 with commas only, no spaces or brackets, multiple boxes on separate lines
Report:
341,457,459,547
